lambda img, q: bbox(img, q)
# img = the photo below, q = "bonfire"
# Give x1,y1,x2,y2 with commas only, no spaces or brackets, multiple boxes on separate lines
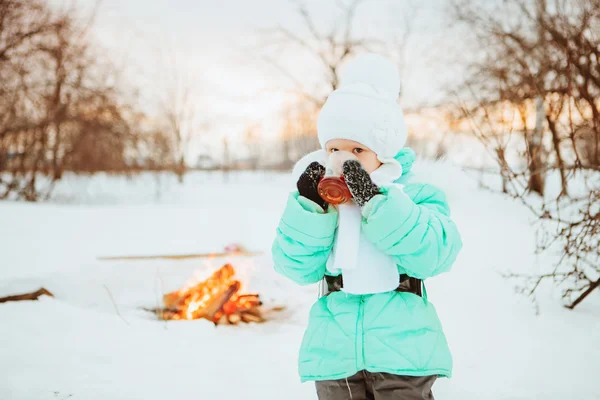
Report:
155,264,266,325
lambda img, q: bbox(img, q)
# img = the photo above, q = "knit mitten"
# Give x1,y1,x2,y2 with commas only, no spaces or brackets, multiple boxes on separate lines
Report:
342,160,380,207
297,162,327,210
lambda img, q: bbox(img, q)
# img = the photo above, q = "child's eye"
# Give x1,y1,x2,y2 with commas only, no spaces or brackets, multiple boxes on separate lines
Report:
353,148,364,154
330,148,339,153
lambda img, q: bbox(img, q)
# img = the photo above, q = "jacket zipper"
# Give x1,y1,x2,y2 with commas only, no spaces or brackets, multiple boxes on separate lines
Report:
355,296,365,371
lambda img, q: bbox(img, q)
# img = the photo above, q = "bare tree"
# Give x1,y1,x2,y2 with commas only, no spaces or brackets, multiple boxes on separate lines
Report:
222,136,230,182
265,0,417,104
453,0,600,309
243,123,262,170
279,99,320,168
0,0,143,201
260,0,416,164
154,46,206,183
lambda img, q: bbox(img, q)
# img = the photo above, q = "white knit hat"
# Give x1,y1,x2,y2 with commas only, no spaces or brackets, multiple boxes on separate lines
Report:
317,53,408,161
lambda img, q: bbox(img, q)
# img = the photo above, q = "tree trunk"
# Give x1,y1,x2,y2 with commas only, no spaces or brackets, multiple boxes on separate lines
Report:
527,96,546,196
547,115,568,196
526,0,548,197
222,136,230,182
176,156,185,183
496,147,509,194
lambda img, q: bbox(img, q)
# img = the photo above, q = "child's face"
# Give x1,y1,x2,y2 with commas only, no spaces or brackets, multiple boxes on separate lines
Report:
326,139,382,174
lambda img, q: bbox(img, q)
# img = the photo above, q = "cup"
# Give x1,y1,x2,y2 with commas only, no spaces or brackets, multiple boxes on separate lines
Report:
317,151,355,205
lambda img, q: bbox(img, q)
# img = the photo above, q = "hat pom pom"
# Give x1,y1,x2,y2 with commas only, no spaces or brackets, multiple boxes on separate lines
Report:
340,53,400,101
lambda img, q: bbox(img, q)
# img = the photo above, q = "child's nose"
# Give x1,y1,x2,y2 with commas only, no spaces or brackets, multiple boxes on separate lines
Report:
326,151,358,176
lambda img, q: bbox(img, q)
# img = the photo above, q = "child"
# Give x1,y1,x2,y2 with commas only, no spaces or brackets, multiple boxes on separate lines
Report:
272,53,462,400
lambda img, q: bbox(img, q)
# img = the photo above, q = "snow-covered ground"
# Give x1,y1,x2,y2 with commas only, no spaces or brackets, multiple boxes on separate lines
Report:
1,166,598,400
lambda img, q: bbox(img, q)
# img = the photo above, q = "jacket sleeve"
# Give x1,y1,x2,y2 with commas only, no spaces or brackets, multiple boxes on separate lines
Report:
361,184,462,279
271,192,338,285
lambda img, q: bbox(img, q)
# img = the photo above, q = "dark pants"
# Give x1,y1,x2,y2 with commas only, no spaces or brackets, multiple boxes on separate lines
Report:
315,371,436,400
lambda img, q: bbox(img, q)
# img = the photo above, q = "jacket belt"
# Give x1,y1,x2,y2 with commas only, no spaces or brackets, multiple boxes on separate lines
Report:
324,274,423,297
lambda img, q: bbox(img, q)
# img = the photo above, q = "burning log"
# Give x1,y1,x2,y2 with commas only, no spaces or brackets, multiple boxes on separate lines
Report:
0,288,54,303
241,312,264,323
163,264,235,309
222,294,261,314
202,281,241,322
152,263,273,325
228,313,242,324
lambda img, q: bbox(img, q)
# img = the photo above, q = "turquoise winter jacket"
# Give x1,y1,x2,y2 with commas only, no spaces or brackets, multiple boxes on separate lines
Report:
272,148,462,382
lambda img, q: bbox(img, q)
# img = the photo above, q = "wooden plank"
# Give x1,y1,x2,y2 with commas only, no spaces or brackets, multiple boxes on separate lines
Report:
97,251,261,261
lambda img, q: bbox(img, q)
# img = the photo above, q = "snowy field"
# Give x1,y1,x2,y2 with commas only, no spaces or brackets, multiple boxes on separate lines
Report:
1,165,599,400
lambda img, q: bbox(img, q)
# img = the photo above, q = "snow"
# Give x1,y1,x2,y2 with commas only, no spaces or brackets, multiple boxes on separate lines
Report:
1,166,599,400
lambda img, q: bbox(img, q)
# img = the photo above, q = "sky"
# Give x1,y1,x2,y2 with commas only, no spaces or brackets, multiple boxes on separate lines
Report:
66,0,469,158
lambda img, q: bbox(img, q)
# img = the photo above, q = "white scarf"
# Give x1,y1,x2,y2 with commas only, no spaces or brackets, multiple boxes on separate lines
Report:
293,151,404,295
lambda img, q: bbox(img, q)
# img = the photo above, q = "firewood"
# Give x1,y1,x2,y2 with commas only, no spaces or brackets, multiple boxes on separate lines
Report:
230,295,262,314
0,288,53,303
241,312,264,323
236,294,260,298
228,313,241,324
222,299,239,315
146,263,282,324
243,307,263,318
163,264,235,308
98,251,261,261
203,281,241,322
162,292,185,309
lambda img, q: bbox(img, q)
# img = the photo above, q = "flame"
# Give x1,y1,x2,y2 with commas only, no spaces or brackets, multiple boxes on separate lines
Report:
161,263,262,324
